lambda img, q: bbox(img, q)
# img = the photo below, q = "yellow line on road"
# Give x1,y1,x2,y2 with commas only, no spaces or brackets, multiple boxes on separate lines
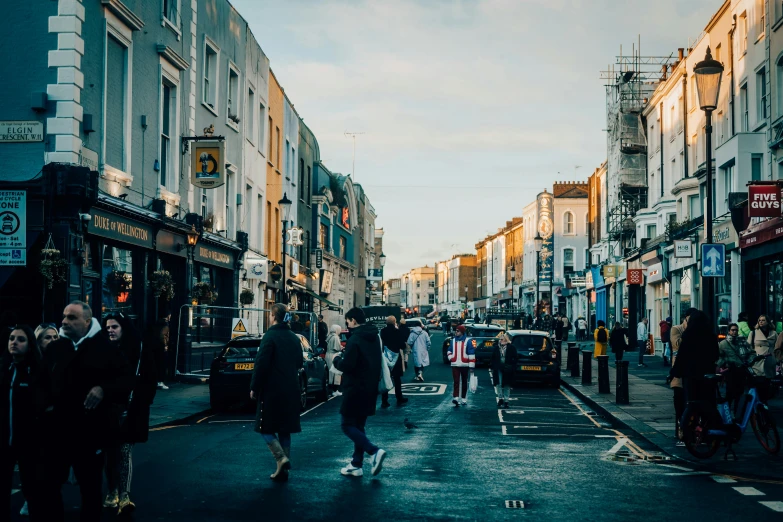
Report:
557,388,603,429
149,425,188,432
196,414,216,424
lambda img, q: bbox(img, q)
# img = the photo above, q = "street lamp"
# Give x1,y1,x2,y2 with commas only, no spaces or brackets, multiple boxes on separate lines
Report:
510,263,516,311
278,192,292,304
534,233,543,325
379,252,386,304
185,224,201,304
464,284,468,318
694,46,724,329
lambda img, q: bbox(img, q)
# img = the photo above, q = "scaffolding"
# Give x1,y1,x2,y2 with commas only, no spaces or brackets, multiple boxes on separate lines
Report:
600,39,675,252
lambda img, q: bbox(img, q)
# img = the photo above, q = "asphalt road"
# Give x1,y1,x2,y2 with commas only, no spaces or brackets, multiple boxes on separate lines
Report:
9,332,783,521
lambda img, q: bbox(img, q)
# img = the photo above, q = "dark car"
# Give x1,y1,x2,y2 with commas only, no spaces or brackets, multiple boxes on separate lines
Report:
441,325,505,365
507,330,560,388
209,333,329,412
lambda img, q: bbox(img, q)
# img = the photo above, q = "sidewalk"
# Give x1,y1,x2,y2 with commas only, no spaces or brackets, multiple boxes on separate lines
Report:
149,382,211,428
561,341,783,481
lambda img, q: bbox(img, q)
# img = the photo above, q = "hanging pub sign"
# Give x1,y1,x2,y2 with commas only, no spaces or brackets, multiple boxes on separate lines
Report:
627,269,644,285
748,183,782,218
191,140,225,189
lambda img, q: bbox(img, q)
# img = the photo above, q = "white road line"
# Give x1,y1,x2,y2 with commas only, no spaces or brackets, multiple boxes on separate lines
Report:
607,438,630,455
664,472,713,477
299,395,337,417
711,476,737,484
595,435,616,438
759,501,783,512
502,425,508,435
208,420,250,424
498,410,504,423
733,487,765,496
657,464,694,472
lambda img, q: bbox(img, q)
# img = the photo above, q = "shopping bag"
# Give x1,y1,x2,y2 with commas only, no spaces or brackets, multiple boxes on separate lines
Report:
383,346,399,368
378,337,394,393
469,373,478,394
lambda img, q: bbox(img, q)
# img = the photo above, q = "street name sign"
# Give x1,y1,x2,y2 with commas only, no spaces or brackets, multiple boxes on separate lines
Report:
0,190,26,266
0,121,43,142
700,243,725,278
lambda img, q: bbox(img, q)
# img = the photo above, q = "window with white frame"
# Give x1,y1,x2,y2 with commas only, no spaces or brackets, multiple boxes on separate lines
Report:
563,249,574,277
717,110,725,144
258,103,266,155
649,123,655,155
226,64,240,129
740,12,748,53
722,163,734,212
646,224,657,239
105,29,131,173
688,194,701,219
670,104,676,141
225,172,232,235
677,96,684,134
758,67,768,120
203,38,219,112
246,87,255,144
740,83,749,131
162,0,180,34
715,44,721,63
160,80,175,188
564,211,574,234
777,57,783,118
759,0,766,38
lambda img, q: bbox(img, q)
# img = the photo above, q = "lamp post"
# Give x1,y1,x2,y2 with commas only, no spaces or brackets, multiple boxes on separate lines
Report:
379,252,386,305
278,192,292,304
185,224,200,304
464,284,468,318
694,46,724,329
510,263,516,311
534,233,543,324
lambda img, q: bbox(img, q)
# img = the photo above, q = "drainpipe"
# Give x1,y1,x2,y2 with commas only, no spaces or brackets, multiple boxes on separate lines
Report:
682,53,689,179
660,102,665,198
729,15,737,136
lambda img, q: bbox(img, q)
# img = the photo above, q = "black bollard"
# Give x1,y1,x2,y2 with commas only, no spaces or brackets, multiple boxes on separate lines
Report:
568,344,580,377
616,361,629,404
581,350,593,385
597,355,610,394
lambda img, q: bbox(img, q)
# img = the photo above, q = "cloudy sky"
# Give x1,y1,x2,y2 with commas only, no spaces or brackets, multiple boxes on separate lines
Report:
232,0,719,279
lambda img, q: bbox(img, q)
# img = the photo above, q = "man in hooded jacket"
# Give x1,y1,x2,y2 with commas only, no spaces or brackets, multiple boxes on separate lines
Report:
333,307,387,478
37,301,132,522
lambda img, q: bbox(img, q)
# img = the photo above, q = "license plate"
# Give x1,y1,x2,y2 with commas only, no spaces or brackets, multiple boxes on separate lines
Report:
234,363,254,370
521,365,541,371
484,341,493,347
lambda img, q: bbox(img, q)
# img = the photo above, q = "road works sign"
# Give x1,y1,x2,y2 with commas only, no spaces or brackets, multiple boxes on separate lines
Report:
231,318,248,339
700,243,725,278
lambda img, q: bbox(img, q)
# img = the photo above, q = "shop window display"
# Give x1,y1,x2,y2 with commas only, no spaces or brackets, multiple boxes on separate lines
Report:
102,245,133,315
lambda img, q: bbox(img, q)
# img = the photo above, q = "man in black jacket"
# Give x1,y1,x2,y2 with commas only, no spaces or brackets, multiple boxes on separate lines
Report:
333,307,387,478
37,301,132,522
317,315,329,349
380,316,408,408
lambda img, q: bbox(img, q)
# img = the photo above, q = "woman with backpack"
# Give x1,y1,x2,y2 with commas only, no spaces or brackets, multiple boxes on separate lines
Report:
593,320,609,358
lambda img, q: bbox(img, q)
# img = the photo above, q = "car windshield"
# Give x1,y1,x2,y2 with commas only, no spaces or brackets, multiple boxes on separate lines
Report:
511,335,552,350
468,328,503,338
224,338,261,356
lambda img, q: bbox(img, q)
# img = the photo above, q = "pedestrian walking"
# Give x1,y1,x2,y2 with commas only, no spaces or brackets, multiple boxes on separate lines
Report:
446,325,475,407
102,313,157,515
561,315,570,343
333,307,387,478
660,317,672,366
318,315,329,350
37,301,132,522
249,304,303,483
407,322,431,382
609,322,628,364
593,320,608,358
491,332,517,409
554,315,564,351
575,317,585,341
667,309,692,443
380,316,408,408
748,314,777,378
34,323,59,354
325,324,344,397
142,320,170,391
636,317,649,367
1,325,42,520
670,310,718,405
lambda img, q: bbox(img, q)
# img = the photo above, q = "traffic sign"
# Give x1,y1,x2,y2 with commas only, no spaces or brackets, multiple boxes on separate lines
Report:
0,191,26,266
700,243,725,277
269,264,283,282
231,317,248,339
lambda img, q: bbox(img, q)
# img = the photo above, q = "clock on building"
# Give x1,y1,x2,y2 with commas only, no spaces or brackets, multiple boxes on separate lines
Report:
538,218,553,238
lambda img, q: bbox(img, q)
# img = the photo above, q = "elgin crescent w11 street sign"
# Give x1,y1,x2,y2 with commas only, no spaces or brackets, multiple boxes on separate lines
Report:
700,243,725,278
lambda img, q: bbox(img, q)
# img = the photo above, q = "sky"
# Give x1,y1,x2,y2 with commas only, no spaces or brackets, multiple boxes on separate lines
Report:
232,0,720,279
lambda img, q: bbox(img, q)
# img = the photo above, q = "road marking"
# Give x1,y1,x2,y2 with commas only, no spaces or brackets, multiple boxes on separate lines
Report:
300,394,337,416
149,425,188,432
196,414,216,424
733,487,765,496
595,435,616,438
208,420,250,424
400,383,447,395
657,464,694,472
502,425,508,435
606,438,631,455
557,388,604,429
664,471,712,476
711,476,737,484
759,501,783,512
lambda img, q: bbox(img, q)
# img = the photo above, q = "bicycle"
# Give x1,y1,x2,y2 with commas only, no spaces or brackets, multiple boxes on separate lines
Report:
681,355,781,460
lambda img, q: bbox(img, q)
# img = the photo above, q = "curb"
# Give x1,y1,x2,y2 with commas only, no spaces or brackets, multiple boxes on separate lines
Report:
560,379,783,483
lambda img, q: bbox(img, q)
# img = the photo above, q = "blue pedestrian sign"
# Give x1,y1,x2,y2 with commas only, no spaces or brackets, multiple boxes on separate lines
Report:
701,243,725,277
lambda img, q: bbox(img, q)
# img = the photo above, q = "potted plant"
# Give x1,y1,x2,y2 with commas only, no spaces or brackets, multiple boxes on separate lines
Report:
39,247,68,290
193,281,218,304
240,287,255,306
149,270,175,301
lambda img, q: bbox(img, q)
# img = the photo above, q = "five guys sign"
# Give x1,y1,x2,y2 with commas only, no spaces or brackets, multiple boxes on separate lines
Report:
748,184,782,218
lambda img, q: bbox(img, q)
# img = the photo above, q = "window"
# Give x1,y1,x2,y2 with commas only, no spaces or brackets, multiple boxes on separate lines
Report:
267,116,273,161
227,65,239,129
670,105,676,141
203,39,218,111
715,43,721,63
339,236,347,260
256,193,262,250
740,84,749,131
162,0,179,31
275,126,281,167
103,245,134,314
722,165,734,211
416,281,421,288
428,280,435,288
160,81,175,188
740,12,748,53
777,58,783,118
299,159,305,200
649,123,655,154
759,2,766,38
646,224,657,239
266,202,272,255
752,154,763,181
564,211,574,234
307,166,312,204
225,173,232,234
246,88,255,143
258,103,266,154
717,110,725,143
563,248,574,277
319,223,327,249
688,194,701,219
105,32,130,171
690,76,697,109
428,294,435,305
758,67,768,120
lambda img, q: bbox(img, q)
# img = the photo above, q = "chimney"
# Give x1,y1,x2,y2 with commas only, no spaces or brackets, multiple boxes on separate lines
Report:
678,48,684,61
661,64,667,81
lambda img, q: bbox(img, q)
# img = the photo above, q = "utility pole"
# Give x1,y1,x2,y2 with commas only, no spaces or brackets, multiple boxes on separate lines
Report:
344,131,365,179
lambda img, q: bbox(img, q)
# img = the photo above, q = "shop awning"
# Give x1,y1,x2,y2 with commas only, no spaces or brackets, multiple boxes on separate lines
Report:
298,286,342,312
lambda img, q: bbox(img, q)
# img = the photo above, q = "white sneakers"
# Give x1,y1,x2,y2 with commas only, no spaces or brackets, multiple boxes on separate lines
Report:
340,464,363,477
157,382,169,390
331,390,343,397
340,448,387,478
460,399,467,406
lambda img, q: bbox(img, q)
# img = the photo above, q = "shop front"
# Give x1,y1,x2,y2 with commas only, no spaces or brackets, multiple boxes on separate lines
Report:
193,238,239,307
740,216,783,324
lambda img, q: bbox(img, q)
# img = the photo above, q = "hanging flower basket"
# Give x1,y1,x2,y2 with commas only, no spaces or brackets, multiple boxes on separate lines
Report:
240,288,255,306
193,281,218,304
39,247,68,290
106,270,132,295
149,270,175,301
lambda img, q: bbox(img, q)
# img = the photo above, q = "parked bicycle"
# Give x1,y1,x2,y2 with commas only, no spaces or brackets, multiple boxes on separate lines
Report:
682,355,781,460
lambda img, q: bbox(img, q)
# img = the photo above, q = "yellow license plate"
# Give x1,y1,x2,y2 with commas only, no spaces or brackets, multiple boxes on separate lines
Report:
521,365,541,371
234,363,254,370
484,341,494,347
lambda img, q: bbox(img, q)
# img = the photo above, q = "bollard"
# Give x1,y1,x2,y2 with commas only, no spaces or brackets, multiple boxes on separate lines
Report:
616,361,629,404
581,350,593,385
568,344,580,377
597,355,610,394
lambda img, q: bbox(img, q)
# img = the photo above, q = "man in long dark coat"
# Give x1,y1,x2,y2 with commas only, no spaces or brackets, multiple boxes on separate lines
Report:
250,303,303,482
380,316,408,408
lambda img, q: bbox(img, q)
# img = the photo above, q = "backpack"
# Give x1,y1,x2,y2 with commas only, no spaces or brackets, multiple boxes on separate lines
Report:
596,327,608,343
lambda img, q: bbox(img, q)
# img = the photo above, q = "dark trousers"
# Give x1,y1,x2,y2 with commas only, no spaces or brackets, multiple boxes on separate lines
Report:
673,387,685,436
637,340,646,364
341,415,378,467
451,366,469,399
614,349,624,363
1,445,40,520
381,373,404,404
39,444,104,522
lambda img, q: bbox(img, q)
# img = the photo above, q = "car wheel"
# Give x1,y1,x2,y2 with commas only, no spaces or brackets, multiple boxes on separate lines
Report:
300,377,308,411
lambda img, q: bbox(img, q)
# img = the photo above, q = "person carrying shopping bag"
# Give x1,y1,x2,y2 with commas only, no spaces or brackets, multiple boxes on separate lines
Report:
446,325,475,407
490,333,518,409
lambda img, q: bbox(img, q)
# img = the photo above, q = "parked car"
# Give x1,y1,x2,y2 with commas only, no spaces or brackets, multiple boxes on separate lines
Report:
506,329,560,388
340,329,350,348
208,333,329,412
407,317,431,333
441,324,505,365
